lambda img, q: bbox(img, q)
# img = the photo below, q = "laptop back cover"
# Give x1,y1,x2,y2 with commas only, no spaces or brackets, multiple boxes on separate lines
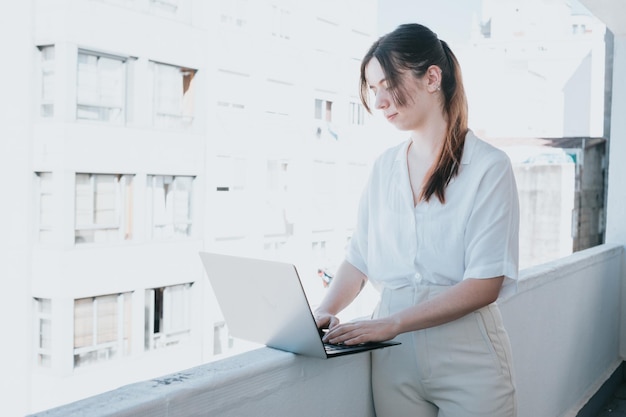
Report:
200,252,328,359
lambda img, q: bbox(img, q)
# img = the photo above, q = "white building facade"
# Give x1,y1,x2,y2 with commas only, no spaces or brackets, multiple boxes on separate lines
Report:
2,1,381,414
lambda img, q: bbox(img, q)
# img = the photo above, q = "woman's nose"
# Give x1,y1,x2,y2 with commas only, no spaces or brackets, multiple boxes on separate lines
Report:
374,91,388,110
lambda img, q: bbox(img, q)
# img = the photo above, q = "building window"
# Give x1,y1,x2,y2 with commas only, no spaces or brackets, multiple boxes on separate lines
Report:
39,45,55,118
216,101,246,111
37,172,54,244
315,98,333,122
314,98,338,140
74,173,134,244
312,239,327,258
270,4,291,40
76,51,126,124
34,298,52,368
572,23,587,35
219,0,248,29
153,62,196,129
73,292,132,368
147,175,193,239
145,283,192,350
349,101,365,125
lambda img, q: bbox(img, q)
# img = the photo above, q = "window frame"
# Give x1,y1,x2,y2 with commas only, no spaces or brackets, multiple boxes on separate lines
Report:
144,283,193,350
76,50,128,124
270,4,291,40
38,45,55,118
36,172,54,244
34,298,52,368
219,0,248,30
147,174,194,240
314,98,334,123
74,173,134,244
73,292,132,368
313,97,339,140
349,101,366,126
152,61,197,129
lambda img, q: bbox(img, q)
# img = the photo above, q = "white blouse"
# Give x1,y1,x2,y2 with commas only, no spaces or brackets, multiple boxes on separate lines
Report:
346,131,519,293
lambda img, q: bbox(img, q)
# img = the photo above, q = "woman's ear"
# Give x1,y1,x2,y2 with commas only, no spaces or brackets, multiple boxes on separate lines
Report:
426,65,442,93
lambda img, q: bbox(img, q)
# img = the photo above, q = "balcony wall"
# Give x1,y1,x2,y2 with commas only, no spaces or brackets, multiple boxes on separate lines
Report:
32,243,625,417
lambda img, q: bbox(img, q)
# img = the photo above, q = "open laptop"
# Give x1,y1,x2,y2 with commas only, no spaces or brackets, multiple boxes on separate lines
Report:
199,252,400,359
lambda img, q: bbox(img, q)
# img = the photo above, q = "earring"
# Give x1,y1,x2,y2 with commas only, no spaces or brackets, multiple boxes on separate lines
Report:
436,85,441,91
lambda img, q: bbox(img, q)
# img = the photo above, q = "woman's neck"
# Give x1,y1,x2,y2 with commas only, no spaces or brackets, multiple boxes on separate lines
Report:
408,125,445,160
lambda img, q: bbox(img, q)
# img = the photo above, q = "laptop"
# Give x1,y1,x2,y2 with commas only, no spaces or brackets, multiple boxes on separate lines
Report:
199,252,400,359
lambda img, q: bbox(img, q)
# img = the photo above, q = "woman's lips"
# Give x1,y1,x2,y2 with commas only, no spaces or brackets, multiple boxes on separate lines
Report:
385,113,397,121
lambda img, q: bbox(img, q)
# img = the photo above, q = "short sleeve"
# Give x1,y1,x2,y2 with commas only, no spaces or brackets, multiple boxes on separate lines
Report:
463,154,520,282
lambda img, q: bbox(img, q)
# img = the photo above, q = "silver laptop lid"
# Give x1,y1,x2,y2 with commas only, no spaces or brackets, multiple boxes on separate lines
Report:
200,252,328,359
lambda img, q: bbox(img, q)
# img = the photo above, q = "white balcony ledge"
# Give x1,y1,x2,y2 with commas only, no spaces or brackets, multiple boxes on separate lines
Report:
31,346,375,417
31,243,625,417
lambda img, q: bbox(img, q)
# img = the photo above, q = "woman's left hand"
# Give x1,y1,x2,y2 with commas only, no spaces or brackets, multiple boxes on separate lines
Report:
322,318,399,345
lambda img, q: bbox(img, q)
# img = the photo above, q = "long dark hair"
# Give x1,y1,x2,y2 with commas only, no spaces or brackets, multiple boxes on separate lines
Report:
359,23,468,204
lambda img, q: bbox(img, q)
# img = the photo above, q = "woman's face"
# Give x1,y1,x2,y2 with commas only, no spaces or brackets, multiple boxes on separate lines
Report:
365,57,439,132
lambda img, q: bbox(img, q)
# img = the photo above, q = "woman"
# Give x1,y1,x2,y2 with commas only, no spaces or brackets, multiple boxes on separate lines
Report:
314,23,519,416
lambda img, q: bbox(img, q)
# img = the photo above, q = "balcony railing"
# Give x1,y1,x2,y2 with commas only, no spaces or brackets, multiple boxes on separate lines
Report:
31,243,625,417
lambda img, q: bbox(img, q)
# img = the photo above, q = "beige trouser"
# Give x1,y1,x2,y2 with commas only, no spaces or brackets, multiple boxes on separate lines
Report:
371,284,517,417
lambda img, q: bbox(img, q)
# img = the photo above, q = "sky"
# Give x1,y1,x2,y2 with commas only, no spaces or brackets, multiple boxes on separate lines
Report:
376,0,482,43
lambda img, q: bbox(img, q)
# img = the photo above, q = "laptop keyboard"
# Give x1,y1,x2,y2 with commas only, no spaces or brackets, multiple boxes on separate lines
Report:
320,329,367,353
324,342,368,353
